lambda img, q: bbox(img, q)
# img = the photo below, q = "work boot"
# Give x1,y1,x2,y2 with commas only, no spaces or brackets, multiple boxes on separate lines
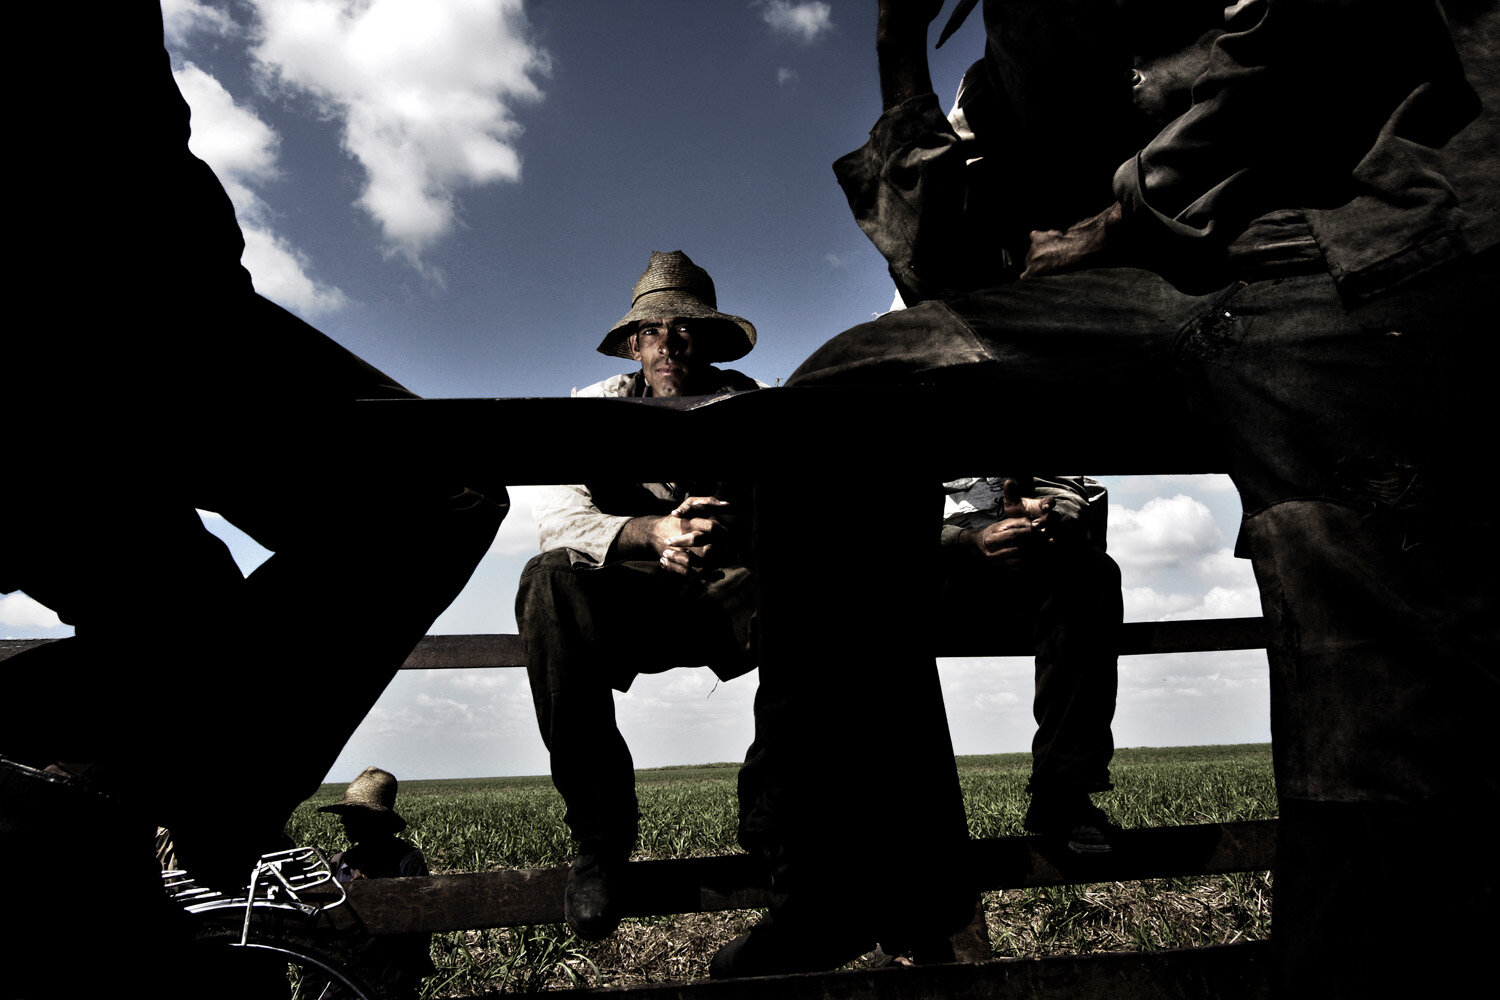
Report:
1024,792,1117,854
564,851,625,940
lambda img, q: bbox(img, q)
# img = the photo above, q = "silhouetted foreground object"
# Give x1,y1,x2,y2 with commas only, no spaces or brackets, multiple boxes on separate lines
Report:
1,5,504,994
793,1,1498,996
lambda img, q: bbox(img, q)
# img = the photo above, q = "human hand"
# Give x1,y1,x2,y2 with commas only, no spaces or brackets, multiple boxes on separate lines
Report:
963,479,1057,560
1021,202,1125,278
965,516,1039,563
1000,478,1055,524
654,497,729,576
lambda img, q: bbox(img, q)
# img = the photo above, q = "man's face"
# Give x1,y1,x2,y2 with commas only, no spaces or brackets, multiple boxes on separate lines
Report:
629,317,707,397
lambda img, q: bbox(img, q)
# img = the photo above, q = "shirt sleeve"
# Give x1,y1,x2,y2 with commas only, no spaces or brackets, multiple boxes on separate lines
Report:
834,91,1010,304
941,476,1108,549
1113,0,1477,247
532,483,633,568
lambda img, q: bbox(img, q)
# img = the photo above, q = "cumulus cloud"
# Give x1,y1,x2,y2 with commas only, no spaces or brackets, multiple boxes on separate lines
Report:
174,62,350,315
249,0,550,265
777,67,798,86
0,593,62,630
162,0,237,46
1123,585,1207,621
1123,580,1261,621
1151,473,1239,494
759,1,834,44
489,484,545,557
1108,494,1223,571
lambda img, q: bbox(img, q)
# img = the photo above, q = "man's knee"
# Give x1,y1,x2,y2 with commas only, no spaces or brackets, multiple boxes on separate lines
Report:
516,550,579,626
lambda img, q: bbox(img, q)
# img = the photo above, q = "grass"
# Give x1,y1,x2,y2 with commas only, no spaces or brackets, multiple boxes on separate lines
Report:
287,744,1275,994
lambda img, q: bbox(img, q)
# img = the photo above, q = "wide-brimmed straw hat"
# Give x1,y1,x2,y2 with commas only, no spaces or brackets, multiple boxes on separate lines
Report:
318,766,407,832
598,250,757,362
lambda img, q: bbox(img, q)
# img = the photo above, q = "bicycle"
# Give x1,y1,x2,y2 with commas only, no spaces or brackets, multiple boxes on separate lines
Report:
165,846,397,1000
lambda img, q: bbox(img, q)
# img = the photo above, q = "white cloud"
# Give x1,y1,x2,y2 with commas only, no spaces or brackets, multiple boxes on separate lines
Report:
0,593,62,630
240,227,351,315
777,66,798,86
1190,584,1262,619
162,0,237,47
488,484,545,557
249,0,550,265
1150,473,1239,494
174,62,349,315
174,64,280,207
1108,494,1223,571
1123,585,1204,621
1193,545,1249,582
1122,580,1261,622
759,1,834,44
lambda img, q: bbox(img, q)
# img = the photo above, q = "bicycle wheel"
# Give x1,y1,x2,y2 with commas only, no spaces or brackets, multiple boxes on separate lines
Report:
189,910,398,1000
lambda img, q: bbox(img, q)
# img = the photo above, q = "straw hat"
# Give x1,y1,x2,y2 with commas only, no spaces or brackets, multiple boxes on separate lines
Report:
318,766,407,831
598,250,757,362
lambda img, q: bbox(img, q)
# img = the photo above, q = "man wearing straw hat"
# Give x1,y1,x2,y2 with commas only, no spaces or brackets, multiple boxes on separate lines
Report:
516,250,765,941
320,766,434,998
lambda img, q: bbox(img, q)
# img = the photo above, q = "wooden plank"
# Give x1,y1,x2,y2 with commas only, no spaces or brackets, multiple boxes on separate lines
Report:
346,822,1274,935
968,819,1276,891
346,854,769,934
0,618,1268,670
387,618,1268,671
350,390,1229,484
0,638,56,663
397,632,528,670
441,941,1270,1000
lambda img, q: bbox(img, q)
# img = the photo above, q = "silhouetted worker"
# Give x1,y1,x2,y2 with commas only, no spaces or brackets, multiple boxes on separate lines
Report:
790,1,1497,995
1,5,504,993
516,250,763,940
321,767,435,999
937,476,1121,851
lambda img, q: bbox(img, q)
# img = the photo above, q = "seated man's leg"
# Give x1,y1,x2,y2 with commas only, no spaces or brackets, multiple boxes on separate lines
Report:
717,470,972,977
787,268,1227,474
1172,258,1498,996
517,550,643,863
1024,547,1121,849
161,294,507,886
517,550,754,939
1247,500,1499,998
5,291,505,889
934,546,1121,850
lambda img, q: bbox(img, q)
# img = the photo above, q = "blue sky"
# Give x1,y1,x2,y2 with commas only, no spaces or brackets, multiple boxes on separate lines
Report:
1,1,1270,781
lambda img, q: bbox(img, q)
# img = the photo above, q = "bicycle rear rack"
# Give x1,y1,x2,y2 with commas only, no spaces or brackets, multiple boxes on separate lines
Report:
163,846,348,946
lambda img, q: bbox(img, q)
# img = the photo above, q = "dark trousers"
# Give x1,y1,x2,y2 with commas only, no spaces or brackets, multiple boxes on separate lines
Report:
2,293,507,887
515,549,754,853
789,255,1498,992
936,544,1121,795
